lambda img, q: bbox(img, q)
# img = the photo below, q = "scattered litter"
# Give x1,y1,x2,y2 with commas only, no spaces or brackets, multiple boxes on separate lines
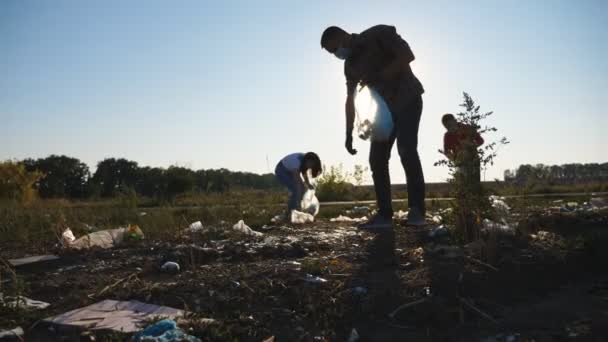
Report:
348,328,360,342
0,327,24,341
530,230,557,242
8,254,60,267
232,220,263,237
188,221,204,233
482,219,514,234
330,215,367,223
431,215,443,224
138,211,148,216
490,195,510,215
291,210,315,224
300,189,320,216
161,261,180,274
270,214,285,223
132,319,201,342
393,210,408,220
352,206,370,213
2,295,50,310
303,274,328,284
61,228,75,246
428,225,449,239
69,225,144,250
43,299,183,333
126,224,145,240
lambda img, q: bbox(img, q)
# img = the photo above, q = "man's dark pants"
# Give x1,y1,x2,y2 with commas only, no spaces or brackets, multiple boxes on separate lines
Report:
369,95,425,219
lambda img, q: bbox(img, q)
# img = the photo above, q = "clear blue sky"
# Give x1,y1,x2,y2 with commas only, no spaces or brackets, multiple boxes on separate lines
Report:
2,0,606,183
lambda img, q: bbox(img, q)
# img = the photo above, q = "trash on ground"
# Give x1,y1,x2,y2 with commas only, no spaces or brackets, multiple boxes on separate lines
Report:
291,210,315,224
69,225,144,250
393,210,408,220
69,228,125,250
126,224,145,240
188,221,204,233
530,230,554,241
232,220,263,237
2,295,50,310
161,261,180,273
428,225,449,239
351,206,370,214
330,215,367,223
61,228,75,246
303,274,328,284
431,215,443,224
270,214,284,223
0,327,24,341
300,189,320,216
482,219,514,234
490,195,510,215
8,254,60,267
132,319,201,342
42,299,183,333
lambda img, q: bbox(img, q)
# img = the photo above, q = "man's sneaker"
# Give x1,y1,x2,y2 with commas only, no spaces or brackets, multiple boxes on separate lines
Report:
358,215,393,230
406,207,427,226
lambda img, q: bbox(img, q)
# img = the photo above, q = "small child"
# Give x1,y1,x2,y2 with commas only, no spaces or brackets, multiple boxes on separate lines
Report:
275,152,322,213
442,113,484,184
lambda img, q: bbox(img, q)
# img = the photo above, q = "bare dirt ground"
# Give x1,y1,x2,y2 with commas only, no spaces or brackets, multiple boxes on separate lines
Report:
2,207,608,341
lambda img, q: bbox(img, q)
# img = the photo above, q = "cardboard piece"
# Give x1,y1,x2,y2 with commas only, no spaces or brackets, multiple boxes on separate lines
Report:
43,300,184,333
8,255,60,267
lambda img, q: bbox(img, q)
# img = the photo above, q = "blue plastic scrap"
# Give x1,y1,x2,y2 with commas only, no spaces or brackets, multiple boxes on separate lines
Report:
132,319,200,342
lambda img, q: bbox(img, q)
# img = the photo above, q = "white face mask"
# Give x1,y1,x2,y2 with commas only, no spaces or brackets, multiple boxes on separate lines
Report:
334,47,352,60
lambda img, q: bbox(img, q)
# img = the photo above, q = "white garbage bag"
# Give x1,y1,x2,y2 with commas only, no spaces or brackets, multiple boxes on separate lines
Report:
300,189,320,216
61,228,75,246
355,86,394,142
232,220,263,237
188,221,204,232
291,210,315,224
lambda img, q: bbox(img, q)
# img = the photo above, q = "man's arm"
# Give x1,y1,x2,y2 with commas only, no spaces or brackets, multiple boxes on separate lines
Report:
302,171,313,189
345,78,358,155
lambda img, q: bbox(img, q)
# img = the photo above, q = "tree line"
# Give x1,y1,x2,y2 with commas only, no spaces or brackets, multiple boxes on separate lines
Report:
504,162,608,185
1,155,280,201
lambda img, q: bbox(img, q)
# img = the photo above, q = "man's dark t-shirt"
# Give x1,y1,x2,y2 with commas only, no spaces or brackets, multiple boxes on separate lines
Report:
344,25,424,112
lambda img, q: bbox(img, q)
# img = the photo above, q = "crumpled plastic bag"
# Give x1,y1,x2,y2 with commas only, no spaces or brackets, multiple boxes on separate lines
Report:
300,189,320,216
291,210,314,224
355,86,394,142
61,228,76,246
330,215,367,223
232,220,263,237
188,221,204,232
132,319,201,342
